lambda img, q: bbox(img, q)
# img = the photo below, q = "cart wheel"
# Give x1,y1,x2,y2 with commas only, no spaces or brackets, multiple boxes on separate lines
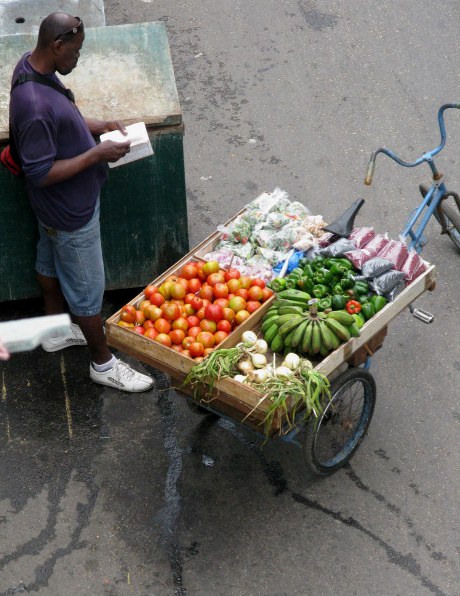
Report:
303,368,376,476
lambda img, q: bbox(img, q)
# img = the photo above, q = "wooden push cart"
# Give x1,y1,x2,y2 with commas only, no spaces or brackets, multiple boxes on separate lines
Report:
106,209,436,476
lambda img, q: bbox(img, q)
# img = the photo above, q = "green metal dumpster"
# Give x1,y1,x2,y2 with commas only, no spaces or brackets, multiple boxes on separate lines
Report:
0,22,189,302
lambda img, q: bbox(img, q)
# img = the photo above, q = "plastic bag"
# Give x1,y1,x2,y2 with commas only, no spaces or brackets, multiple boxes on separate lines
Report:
318,232,338,247
217,215,253,244
284,201,310,220
371,270,406,294
344,248,373,269
273,249,304,276
400,250,427,283
246,187,290,214
348,227,376,249
293,231,316,251
377,239,409,270
360,257,393,278
385,279,406,301
319,238,356,257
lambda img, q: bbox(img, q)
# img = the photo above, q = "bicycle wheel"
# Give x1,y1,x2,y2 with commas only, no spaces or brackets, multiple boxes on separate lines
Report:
419,185,460,251
303,368,376,476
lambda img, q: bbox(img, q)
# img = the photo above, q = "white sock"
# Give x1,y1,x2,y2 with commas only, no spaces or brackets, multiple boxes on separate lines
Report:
92,355,117,372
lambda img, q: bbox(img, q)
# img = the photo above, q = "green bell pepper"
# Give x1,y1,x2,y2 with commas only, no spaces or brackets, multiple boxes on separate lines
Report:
269,278,286,292
353,281,370,295
318,297,332,311
331,294,348,310
352,313,366,328
302,263,314,278
361,302,376,320
370,294,388,312
312,284,329,299
310,256,326,271
297,276,315,293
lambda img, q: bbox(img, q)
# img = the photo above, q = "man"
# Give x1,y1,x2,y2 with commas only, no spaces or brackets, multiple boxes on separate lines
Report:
9,12,154,392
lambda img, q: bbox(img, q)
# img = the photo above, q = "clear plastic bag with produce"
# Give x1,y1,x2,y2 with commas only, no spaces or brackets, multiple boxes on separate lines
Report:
247,187,290,214
293,231,316,251
377,239,409,270
217,215,253,244
348,226,376,248
285,201,310,220
302,214,328,237
257,246,285,266
265,211,291,229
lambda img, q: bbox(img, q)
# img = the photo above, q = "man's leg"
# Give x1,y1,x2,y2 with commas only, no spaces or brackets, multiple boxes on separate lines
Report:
36,272,66,314
72,313,111,365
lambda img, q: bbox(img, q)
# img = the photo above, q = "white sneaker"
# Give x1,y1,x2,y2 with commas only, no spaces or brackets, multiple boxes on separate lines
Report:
42,323,87,352
90,359,154,393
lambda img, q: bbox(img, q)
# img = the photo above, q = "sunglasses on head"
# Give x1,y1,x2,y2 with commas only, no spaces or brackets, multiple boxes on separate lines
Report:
54,17,83,41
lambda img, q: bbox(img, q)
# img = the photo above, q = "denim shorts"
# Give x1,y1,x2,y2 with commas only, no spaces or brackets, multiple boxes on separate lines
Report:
35,200,105,317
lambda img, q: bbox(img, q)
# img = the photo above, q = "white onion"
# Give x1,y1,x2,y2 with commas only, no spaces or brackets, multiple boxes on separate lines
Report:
250,353,267,369
238,359,254,374
274,366,294,378
301,358,313,371
241,331,258,347
248,368,271,383
251,339,268,354
233,374,247,383
283,352,301,370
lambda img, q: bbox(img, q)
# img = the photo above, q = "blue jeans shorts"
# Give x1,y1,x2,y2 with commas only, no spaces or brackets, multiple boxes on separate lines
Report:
35,200,105,317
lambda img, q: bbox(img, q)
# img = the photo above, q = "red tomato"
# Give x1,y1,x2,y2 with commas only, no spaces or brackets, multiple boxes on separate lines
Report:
239,275,252,290
182,336,195,350
236,288,249,300
247,286,263,302
199,284,214,301
143,285,158,300
188,326,201,338
246,300,261,314
228,296,246,313
133,325,145,335
172,317,189,332
213,282,229,299
213,297,229,309
181,304,194,316
158,281,173,300
196,331,215,348
161,303,181,321
185,293,197,305
150,292,165,307
189,342,205,358
200,319,217,333
120,304,136,324
154,318,172,334
204,303,224,322
188,278,202,293
203,347,214,357
190,296,203,311
134,310,146,325
182,349,191,359
144,327,159,340
146,305,163,321
196,307,206,320
170,282,187,300
169,329,185,345
138,299,151,314
261,287,274,302
186,315,200,328
201,260,220,276
224,268,241,281
234,310,250,325
222,307,235,323
214,330,228,344
143,319,155,330
207,272,225,286
217,319,232,333
181,263,198,280
226,278,241,293
196,263,207,281
171,344,183,353
155,333,172,347
250,278,266,289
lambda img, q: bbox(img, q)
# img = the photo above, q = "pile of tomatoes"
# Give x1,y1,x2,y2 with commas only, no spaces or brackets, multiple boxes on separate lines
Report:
117,260,273,360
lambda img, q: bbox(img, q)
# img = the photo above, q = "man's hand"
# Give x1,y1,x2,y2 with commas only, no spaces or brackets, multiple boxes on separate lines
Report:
85,118,127,137
97,139,131,163
0,340,10,361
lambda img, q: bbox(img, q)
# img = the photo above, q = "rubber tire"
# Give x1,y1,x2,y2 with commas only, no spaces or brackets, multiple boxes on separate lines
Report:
303,368,376,476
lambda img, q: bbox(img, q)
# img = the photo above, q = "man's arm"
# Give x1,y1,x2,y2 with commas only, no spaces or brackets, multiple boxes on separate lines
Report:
38,140,130,187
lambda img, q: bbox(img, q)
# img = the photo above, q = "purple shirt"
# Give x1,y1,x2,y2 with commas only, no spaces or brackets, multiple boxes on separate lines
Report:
9,53,107,231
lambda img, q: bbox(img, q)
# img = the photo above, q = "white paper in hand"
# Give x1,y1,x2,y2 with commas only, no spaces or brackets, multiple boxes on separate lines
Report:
100,122,154,168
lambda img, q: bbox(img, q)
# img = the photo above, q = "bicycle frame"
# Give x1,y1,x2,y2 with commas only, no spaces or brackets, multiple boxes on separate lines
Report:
365,103,460,253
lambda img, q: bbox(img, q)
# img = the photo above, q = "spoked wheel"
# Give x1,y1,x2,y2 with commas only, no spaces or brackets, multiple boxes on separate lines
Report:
303,368,376,476
419,184,460,251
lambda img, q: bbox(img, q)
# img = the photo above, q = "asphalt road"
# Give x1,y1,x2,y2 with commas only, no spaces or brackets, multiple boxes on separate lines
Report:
1,1,460,595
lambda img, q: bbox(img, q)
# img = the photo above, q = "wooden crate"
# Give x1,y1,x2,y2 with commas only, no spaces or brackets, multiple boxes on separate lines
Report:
106,211,437,437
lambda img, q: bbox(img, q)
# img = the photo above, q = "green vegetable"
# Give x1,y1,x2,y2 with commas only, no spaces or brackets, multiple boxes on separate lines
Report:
352,281,370,295
182,346,244,398
370,294,388,312
312,284,329,299
269,278,286,292
361,302,376,320
297,276,314,293
318,297,332,311
331,294,347,310
302,263,314,277
352,313,365,328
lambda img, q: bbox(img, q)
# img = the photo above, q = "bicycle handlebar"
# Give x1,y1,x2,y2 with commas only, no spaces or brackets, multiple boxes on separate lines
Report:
364,103,460,185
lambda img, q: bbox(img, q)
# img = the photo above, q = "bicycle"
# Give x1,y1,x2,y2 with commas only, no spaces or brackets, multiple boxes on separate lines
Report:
364,103,460,253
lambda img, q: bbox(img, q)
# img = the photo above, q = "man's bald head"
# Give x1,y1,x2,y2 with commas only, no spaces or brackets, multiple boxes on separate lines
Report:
36,13,84,49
